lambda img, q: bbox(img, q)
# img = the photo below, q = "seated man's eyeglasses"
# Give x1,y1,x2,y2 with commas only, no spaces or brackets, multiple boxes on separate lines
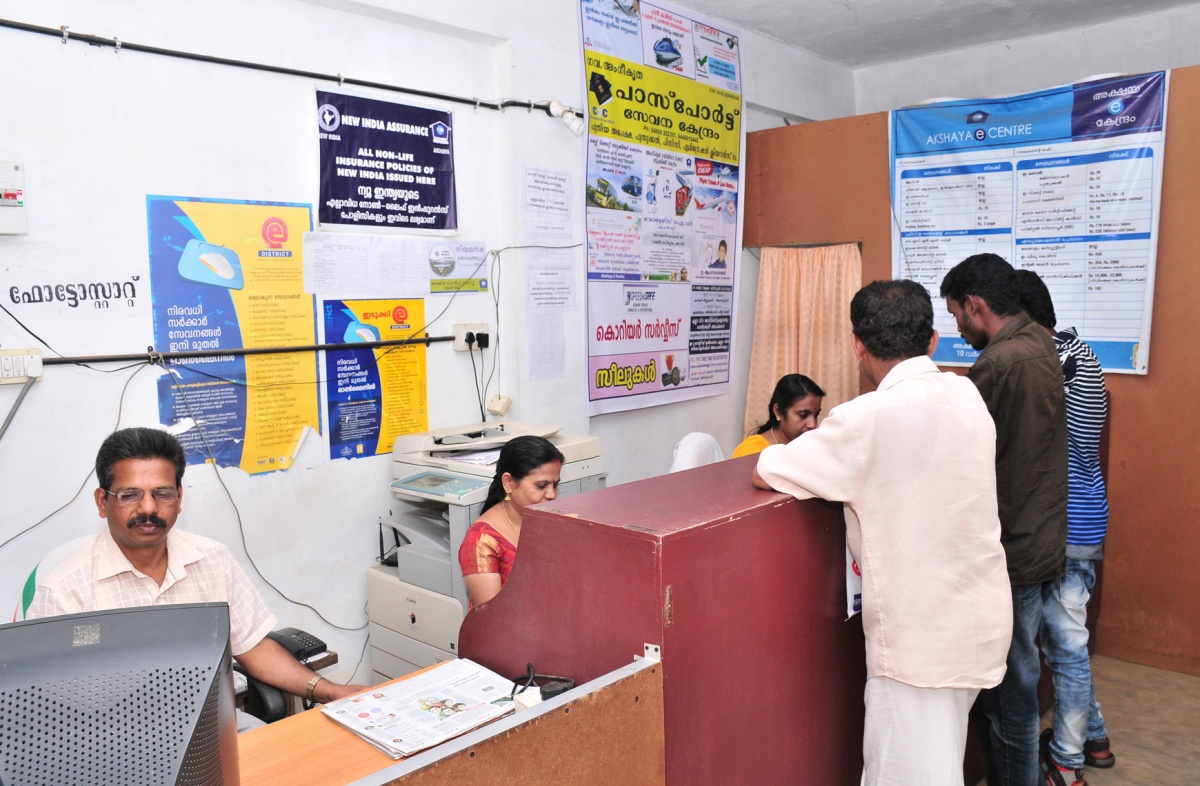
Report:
104,487,181,505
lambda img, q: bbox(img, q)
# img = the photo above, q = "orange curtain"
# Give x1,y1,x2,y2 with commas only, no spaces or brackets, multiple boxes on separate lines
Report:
743,244,862,436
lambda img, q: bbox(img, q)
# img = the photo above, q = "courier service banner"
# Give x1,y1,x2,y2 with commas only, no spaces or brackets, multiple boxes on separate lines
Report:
581,0,744,415
891,71,1167,373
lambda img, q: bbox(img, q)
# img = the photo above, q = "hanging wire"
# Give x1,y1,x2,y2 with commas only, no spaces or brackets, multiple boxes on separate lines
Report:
0,17,582,118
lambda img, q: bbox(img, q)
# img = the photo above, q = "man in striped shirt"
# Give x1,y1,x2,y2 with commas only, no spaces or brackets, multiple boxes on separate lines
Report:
1016,270,1117,786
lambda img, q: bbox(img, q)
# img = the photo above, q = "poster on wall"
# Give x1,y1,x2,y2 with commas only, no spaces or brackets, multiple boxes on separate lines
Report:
322,299,427,460
147,196,320,475
317,90,457,231
303,234,488,296
891,71,1167,373
580,0,743,415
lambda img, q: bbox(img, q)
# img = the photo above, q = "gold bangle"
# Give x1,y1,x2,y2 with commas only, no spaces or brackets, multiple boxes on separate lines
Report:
305,674,325,703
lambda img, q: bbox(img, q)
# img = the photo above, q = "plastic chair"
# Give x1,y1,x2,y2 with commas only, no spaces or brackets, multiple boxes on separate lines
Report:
13,534,92,622
669,433,724,472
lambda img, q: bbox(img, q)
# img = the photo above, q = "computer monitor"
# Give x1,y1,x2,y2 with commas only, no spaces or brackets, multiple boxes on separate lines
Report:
0,603,239,786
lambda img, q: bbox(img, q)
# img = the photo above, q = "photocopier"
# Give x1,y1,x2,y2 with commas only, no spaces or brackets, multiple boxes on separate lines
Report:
366,422,606,681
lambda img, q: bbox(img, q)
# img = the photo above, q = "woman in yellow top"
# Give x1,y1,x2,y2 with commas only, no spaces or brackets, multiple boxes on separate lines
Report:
732,374,825,458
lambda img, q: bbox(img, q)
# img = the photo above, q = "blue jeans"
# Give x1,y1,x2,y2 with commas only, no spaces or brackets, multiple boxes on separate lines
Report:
978,581,1044,786
1040,558,1110,769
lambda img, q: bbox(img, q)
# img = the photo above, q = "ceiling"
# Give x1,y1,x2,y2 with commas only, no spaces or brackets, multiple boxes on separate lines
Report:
676,0,1200,68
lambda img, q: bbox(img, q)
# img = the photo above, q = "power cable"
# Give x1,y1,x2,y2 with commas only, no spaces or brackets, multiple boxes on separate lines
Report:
467,341,485,420
163,365,366,633
0,377,36,446
0,301,144,373
0,18,580,118
0,363,149,552
480,243,583,411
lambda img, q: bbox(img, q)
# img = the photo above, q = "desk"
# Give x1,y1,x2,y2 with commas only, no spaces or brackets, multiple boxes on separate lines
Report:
237,660,664,786
238,665,436,785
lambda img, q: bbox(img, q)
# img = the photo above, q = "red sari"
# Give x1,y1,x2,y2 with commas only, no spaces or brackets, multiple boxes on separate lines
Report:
457,521,517,607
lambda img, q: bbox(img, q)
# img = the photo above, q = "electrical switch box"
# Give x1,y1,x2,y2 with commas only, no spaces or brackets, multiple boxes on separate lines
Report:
0,348,43,384
0,162,28,235
452,323,488,351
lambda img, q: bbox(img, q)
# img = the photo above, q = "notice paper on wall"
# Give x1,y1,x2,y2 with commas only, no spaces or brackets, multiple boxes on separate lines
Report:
522,166,577,382
891,71,1167,374
303,233,486,297
580,0,744,414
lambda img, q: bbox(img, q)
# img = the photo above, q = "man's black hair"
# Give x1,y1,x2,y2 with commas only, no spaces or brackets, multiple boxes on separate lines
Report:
938,253,1021,317
96,427,187,490
850,279,935,361
1014,268,1057,331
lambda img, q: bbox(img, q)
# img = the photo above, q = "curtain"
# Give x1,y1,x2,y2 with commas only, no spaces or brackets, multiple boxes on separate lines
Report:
743,244,862,436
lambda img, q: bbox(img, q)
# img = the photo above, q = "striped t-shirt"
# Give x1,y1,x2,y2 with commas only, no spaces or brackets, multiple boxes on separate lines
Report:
1055,327,1109,555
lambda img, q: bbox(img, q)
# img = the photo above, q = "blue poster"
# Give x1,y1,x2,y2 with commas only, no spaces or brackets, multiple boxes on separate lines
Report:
148,196,320,474
317,91,457,231
323,298,427,460
891,72,1166,373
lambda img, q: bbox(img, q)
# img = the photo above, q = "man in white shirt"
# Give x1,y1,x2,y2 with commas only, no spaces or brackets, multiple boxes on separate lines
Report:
28,427,368,723
753,279,1012,785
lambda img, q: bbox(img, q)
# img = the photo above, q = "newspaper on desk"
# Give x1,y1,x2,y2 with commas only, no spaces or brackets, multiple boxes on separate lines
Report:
321,659,515,758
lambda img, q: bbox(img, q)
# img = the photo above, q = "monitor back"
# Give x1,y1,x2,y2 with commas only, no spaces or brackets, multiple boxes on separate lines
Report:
0,603,239,786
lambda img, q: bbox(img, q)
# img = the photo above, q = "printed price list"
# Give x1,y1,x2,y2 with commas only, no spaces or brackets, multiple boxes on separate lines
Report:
1015,148,1153,340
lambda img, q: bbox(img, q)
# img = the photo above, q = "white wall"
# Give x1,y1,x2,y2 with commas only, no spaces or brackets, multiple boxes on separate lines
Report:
855,5,1200,113
0,0,849,681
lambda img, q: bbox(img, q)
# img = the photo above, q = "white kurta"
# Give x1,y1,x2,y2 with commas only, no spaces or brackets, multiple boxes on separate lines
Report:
758,355,1012,689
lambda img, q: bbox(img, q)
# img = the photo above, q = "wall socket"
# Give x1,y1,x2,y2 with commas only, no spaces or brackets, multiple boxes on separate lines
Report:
452,323,488,351
0,347,43,384
487,394,512,416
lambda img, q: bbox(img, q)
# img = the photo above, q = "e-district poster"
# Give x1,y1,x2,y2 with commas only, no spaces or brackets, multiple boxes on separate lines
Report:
323,299,428,460
891,71,1166,373
148,196,320,474
580,0,744,415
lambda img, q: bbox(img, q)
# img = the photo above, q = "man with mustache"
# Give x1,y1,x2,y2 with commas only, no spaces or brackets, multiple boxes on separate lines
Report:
26,427,367,725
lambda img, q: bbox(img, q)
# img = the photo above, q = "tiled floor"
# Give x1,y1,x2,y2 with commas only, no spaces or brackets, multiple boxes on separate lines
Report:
975,653,1200,785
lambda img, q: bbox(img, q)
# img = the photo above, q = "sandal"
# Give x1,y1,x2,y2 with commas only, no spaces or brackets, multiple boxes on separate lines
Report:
1040,729,1088,786
1083,736,1116,768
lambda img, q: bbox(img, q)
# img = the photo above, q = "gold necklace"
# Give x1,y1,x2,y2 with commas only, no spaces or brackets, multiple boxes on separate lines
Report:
767,427,778,445
501,500,521,536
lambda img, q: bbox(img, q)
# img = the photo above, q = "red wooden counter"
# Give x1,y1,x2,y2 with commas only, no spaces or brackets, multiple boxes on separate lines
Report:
460,454,866,784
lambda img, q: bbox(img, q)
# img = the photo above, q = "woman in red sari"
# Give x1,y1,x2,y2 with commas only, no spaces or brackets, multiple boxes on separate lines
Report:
457,435,564,608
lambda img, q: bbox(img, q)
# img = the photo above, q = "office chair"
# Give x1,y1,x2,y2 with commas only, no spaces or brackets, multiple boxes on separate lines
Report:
238,666,289,724
241,627,329,723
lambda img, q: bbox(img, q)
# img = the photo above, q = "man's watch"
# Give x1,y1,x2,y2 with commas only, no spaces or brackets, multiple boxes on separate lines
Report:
305,674,325,703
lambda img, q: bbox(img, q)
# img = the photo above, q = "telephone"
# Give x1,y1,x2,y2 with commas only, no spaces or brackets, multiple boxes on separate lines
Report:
267,627,327,662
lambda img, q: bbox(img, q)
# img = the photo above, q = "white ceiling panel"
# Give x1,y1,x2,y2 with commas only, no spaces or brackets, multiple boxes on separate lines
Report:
671,0,1200,67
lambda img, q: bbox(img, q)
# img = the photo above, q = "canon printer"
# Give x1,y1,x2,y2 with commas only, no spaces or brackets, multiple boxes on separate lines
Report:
366,422,605,681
